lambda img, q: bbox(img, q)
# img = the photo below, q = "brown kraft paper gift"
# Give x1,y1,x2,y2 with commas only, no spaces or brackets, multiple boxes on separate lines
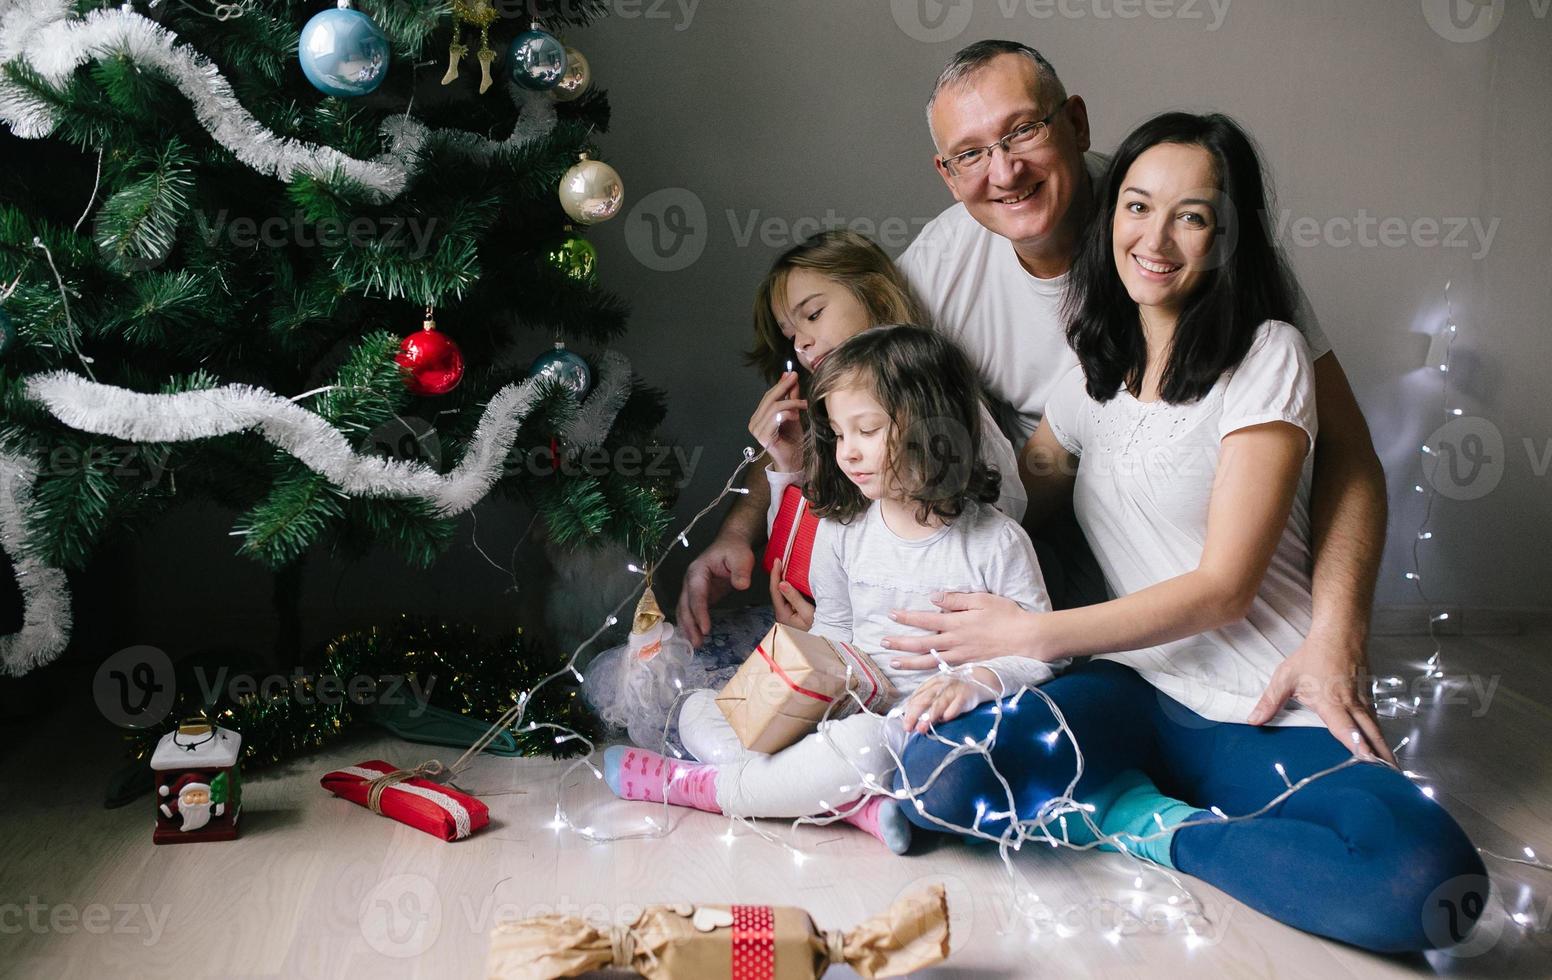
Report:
486,883,950,979
714,623,895,754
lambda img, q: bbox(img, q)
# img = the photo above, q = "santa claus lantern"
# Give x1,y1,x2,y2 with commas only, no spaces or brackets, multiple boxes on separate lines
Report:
151,719,243,844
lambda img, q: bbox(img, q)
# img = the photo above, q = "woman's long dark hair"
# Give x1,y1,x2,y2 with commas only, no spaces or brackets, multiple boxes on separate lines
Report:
804,325,1000,525
1064,112,1297,404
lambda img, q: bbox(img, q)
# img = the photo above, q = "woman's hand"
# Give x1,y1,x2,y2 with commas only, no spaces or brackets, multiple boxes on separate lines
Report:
769,558,815,631
747,371,808,474
898,668,996,735
882,593,1045,669
1248,631,1396,764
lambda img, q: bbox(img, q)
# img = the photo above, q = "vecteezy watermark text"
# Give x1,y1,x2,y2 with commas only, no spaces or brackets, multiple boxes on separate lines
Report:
0,900,170,947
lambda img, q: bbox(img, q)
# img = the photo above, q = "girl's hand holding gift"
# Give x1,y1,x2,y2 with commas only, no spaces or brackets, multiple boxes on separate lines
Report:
748,371,808,473
769,558,816,631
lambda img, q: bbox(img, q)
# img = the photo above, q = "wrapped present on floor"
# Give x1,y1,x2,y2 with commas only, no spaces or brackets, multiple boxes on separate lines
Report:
320,759,489,841
486,884,950,980
715,623,895,754
762,482,819,600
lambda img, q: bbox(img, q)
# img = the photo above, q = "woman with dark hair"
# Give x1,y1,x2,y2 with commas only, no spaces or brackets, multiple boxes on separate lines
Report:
884,113,1486,952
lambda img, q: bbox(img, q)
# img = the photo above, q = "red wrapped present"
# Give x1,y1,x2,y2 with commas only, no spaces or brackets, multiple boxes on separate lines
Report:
320,759,489,841
762,482,819,600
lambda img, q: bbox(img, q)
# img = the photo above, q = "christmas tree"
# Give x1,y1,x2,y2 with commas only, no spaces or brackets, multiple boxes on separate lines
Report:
0,0,678,700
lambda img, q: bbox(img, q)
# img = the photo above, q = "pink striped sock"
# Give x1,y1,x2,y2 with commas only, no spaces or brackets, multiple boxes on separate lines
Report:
605,746,721,814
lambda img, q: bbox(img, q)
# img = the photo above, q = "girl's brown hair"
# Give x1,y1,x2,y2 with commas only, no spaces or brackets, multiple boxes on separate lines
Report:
803,325,1000,525
746,230,926,385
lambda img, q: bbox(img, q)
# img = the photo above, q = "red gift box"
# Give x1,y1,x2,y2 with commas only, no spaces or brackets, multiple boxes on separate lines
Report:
321,759,489,841
762,483,819,600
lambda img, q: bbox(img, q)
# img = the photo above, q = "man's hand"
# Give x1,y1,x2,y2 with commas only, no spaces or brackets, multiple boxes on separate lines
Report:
769,558,815,631
882,593,1042,669
675,535,756,647
1247,632,1395,764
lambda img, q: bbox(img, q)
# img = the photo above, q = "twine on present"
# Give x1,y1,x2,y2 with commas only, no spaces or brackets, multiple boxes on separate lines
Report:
824,928,848,967
608,922,637,968
365,760,446,814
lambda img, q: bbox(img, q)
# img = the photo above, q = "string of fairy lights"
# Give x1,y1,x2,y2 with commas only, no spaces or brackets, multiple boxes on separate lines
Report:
1372,280,1464,718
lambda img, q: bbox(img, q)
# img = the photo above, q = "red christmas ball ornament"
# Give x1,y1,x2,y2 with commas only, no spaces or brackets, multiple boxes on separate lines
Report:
397,309,464,396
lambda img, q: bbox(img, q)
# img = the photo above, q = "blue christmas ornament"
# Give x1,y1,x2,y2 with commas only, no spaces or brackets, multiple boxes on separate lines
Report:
299,3,390,98
528,342,592,398
508,29,567,90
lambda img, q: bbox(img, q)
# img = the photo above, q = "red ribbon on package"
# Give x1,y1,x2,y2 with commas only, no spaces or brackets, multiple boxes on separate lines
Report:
762,483,818,600
753,639,889,715
320,759,489,841
731,905,776,980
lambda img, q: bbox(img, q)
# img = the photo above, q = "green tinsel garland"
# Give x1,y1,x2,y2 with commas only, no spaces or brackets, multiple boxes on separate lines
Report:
127,615,599,770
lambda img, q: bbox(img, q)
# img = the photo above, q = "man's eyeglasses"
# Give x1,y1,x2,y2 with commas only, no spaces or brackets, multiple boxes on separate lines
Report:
940,102,1067,178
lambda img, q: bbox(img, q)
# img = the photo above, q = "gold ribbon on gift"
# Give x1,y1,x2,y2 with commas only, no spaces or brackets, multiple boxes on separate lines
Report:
485,884,950,980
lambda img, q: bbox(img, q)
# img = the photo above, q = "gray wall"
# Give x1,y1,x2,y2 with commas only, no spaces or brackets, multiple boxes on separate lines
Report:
572,0,1552,614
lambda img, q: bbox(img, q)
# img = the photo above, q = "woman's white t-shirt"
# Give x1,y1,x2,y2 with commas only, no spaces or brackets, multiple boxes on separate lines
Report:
1043,320,1323,726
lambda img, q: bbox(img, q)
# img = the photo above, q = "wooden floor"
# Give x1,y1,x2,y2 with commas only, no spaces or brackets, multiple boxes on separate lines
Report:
3,630,1551,979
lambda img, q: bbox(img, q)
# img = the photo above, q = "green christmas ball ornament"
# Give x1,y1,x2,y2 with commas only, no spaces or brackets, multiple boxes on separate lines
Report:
547,236,597,284
0,307,15,356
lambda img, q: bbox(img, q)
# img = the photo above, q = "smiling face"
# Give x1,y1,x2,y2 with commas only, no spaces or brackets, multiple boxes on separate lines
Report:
774,267,873,372
823,380,893,500
1110,142,1220,319
929,53,1091,262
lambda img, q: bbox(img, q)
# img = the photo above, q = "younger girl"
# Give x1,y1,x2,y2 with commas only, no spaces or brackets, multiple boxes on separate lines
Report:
603,325,1058,852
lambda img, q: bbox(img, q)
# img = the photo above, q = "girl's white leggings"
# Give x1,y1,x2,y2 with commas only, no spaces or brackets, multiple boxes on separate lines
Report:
677,688,907,818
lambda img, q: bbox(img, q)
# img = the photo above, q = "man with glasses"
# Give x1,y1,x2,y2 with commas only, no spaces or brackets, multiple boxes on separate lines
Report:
894,40,1392,761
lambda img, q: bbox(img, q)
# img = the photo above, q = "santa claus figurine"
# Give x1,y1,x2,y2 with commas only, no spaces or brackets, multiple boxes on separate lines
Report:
150,720,242,844
159,774,226,832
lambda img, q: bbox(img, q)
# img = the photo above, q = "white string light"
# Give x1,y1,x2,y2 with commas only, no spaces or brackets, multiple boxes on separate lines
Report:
1374,280,1463,716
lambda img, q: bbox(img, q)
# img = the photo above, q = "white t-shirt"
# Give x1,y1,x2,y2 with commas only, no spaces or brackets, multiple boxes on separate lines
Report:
1044,320,1322,726
803,498,1060,701
898,152,1332,446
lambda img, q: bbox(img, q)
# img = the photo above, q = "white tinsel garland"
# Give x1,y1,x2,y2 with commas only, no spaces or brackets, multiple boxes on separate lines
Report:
0,0,558,201
0,453,72,676
0,351,634,673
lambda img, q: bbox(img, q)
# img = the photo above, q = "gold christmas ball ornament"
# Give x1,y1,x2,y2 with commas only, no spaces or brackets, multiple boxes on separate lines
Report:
558,154,624,225
552,47,592,102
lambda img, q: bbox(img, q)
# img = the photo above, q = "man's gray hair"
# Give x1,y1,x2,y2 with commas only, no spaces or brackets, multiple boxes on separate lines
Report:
926,40,1067,148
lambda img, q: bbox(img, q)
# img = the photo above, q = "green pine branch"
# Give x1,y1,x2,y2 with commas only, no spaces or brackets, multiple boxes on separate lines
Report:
233,467,346,568
94,139,194,274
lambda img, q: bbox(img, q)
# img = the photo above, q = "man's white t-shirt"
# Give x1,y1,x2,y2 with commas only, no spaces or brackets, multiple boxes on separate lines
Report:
897,152,1332,447
1043,320,1323,726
